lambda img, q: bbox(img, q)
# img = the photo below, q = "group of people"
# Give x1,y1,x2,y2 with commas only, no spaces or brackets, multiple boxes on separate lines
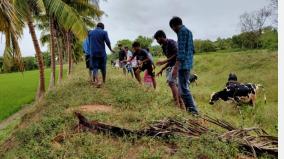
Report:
118,43,157,88
83,17,199,115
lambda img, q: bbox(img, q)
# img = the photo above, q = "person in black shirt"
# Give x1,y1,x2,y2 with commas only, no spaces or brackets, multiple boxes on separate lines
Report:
154,30,184,109
118,44,127,75
128,42,157,89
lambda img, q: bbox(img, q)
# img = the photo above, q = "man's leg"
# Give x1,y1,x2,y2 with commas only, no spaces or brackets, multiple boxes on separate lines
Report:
93,68,99,84
147,64,156,89
178,69,198,114
134,69,142,84
101,56,107,83
85,55,92,82
123,65,127,75
130,67,134,78
152,76,157,89
89,69,92,82
169,83,180,107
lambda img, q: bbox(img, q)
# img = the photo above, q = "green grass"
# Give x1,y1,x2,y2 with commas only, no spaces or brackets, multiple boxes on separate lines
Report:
0,66,67,121
0,50,277,158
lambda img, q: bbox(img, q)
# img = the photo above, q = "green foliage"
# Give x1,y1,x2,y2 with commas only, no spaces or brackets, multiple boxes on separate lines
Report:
192,26,278,53
23,57,38,70
116,39,133,49
215,37,232,50
260,27,278,50
232,31,260,49
135,35,153,49
194,39,217,53
42,52,51,67
149,45,163,57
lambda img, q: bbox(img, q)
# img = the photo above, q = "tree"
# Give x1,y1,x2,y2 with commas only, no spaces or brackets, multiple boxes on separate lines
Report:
269,0,278,28
260,27,278,50
135,36,153,49
13,0,100,97
0,0,24,73
240,7,271,33
194,39,216,53
14,0,47,99
239,7,272,48
116,39,133,49
149,45,163,57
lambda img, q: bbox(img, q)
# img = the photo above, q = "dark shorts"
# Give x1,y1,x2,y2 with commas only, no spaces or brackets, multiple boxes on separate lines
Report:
85,55,90,69
90,56,107,71
140,62,155,77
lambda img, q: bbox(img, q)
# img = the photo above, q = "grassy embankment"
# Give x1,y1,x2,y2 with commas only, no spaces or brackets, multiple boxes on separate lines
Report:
0,50,277,158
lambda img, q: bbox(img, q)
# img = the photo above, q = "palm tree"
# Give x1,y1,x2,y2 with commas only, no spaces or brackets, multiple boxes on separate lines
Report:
39,0,103,77
13,0,93,98
0,0,24,72
62,0,103,75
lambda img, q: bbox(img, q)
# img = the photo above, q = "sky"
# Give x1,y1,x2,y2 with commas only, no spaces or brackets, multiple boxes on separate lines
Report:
0,0,270,57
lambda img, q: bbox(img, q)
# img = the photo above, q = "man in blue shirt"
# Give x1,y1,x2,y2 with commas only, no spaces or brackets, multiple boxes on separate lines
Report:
83,36,92,82
169,17,199,115
88,23,114,86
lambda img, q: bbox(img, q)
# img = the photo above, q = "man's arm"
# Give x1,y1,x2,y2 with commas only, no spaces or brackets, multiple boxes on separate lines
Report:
172,29,188,78
156,63,170,77
104,32,114,53
141,58,150,64
157,54,176,66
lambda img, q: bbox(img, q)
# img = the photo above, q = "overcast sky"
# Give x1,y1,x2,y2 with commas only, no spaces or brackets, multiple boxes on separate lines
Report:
0,0,270,57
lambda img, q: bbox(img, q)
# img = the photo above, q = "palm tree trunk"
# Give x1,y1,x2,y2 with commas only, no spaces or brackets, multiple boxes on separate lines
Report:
66,31,72,75
57,36,63,83
49,16,56,88
26,12,45,100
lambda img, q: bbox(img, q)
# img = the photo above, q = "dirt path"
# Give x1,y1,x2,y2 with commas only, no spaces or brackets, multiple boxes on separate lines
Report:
0,104,34,130
67,104,113,114
0,104,112,130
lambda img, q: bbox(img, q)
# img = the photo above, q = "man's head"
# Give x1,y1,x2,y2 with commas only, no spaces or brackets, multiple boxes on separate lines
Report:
97,22,105,30
132,41,141,53
154,30,167,45
124,46,129,52
118,44,123,50
169,16,183,33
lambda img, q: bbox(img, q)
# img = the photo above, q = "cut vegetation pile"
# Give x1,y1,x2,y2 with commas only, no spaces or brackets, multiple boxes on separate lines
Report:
73,112,277,158
0,50,277,159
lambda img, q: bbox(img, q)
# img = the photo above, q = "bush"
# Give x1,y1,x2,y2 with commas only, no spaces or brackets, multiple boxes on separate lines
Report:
23,57,38,71
194,40,217,53
260,27,278,50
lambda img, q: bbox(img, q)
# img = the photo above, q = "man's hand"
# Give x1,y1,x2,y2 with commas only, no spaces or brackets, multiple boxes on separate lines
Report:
156,60,166,66
156,70,163,77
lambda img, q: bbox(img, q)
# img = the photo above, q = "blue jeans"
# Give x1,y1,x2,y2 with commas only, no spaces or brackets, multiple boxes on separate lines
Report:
178,69,198,113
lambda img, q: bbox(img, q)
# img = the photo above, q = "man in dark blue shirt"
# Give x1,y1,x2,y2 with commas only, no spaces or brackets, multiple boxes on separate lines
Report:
170,17,199,115
89,23,114,86
154,30,184,110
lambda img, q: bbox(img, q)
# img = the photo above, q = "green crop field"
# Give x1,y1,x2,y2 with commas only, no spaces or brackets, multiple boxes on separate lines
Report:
0,67,66,122
0,50,278,158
